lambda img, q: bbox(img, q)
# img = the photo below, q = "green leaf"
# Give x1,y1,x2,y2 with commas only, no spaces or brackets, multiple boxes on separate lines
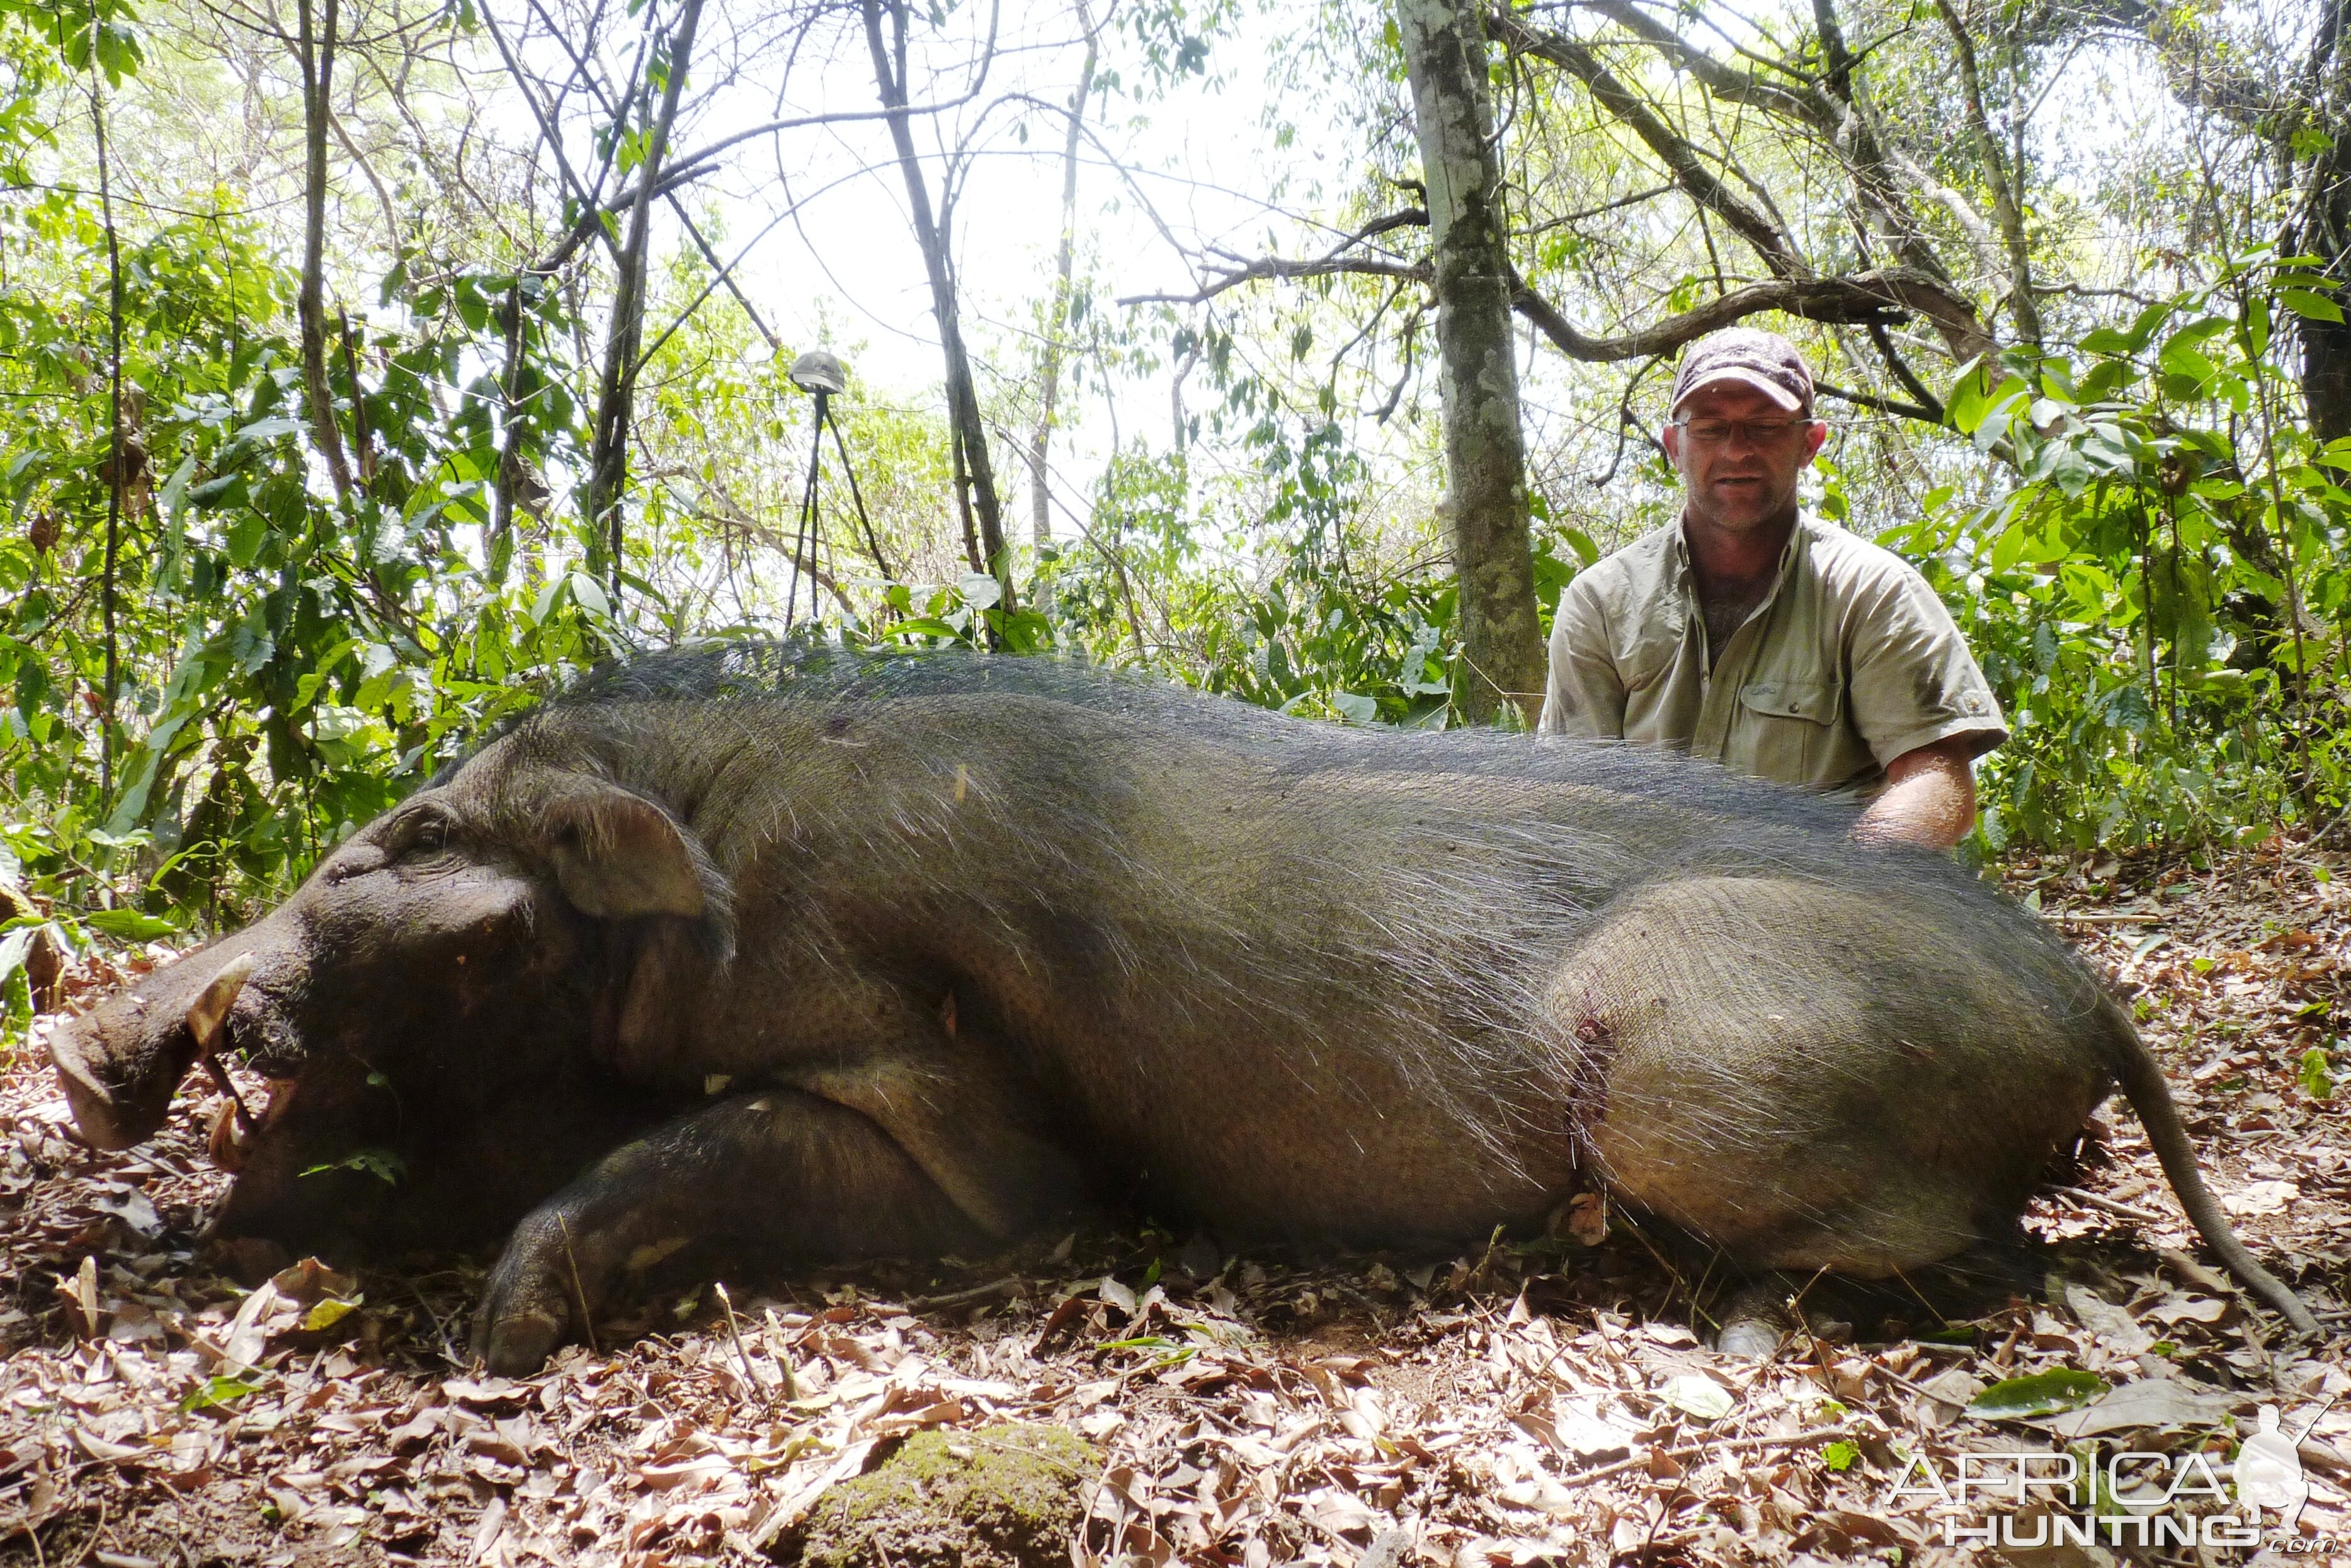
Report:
300,1148,406,1185
2121,297,2178,350
186,473,243,509
1820,1440,1860,1472
0,926,35,989
2299,1047,2333,1100
82,908,185,942
180,1374,266,1413
2158,341,2214,383
566,571,611,620
2281,288,2345,324
885,617,961,640
1968,1369,2109,1418
234,416,307,443
2162,314,2231,349
224,510,266,567
302,1297,361,1333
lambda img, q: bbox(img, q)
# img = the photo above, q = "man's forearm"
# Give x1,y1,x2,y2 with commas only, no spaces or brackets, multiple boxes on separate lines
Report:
1855,741,1978,851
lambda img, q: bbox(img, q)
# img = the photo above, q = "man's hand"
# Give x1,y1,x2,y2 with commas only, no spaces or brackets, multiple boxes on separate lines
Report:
1854,737,1978,851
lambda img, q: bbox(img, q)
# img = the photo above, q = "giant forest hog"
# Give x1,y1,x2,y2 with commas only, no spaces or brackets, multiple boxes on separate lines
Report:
47,647,2320,1370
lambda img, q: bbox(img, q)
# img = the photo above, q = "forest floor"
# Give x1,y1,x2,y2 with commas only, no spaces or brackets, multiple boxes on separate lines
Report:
0,839,2345,1568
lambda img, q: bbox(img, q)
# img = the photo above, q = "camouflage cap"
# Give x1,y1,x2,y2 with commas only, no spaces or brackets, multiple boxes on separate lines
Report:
1669,327,1815,415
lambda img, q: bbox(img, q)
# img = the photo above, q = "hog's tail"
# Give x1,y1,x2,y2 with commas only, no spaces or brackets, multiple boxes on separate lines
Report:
2105,1001,2321,1334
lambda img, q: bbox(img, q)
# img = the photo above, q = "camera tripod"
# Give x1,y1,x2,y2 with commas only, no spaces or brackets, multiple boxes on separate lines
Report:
784,350,892,629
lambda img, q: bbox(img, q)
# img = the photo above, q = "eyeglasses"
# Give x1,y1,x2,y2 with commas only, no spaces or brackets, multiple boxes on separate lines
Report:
1668,417,1821,445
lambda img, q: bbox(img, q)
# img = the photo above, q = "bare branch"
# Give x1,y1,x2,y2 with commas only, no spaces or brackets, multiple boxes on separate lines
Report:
653,94,993,183
478,0,625,268
528,159,716,277
1508,268,1936,361
297,0,355,497
1867,321,1945,420
1813,378,1940,423
1493,10,1805,279
584,0,706,585
1583,0,1830,128
1030,0,1100,547
1931,0,2044,346
1117,251,1427,307
1521,0,1998,360
511,0,778,348
862,0,1011,591
1115,221,1979,412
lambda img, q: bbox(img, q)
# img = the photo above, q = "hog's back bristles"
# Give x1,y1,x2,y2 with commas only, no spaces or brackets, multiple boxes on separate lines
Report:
470,644,2103,1212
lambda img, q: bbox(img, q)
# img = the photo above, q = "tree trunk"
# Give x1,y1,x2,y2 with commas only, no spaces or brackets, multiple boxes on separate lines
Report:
2296,9,2351,441
2303,311,2351,443
1930,0,2042,349
296,0,353,499
1029,2,1098,547
583,0,705,590
1396,0,1544,724
337,308,374,482
491,281,528,561
91,35,125,800
862,0,1013,603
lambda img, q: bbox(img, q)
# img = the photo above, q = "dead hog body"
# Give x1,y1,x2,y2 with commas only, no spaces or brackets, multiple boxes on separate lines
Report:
48,647,2316,1370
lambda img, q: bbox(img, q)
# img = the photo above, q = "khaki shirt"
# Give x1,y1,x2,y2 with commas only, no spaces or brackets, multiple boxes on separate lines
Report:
1540,513,2007,792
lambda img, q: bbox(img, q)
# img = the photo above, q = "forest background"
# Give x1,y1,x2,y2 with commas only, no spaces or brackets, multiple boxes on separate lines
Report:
1,0,2348,989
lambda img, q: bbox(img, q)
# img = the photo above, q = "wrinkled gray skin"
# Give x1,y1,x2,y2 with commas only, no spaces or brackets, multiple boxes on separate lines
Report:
48,649,2318,1372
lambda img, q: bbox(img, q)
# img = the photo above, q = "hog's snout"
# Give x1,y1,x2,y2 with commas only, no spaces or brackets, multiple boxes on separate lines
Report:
48,1006,192,1150
46,948,265,1150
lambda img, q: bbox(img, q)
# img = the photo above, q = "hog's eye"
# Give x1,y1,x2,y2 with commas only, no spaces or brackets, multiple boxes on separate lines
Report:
394,814,450,860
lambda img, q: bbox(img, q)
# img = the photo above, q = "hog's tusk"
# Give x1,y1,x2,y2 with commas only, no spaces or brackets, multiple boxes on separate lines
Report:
185,953,261,1135
186,952,256,1051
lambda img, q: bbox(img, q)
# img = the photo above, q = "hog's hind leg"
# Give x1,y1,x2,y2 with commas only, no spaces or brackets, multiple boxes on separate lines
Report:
1549,875,2106,1287
473,1090,990,1374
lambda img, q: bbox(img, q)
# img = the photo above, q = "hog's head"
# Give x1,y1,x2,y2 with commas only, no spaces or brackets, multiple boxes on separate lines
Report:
47,746,728,1258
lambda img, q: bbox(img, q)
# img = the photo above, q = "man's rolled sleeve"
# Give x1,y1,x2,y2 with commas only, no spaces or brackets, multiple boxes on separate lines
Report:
1846,566,2008,766
1540,579,1627,738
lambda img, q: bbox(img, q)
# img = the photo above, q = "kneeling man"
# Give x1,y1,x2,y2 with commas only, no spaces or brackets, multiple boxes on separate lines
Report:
1541,327,2006,851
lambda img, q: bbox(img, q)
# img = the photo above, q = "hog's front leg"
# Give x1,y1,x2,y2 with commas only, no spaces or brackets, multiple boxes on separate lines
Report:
472,1089,995,1373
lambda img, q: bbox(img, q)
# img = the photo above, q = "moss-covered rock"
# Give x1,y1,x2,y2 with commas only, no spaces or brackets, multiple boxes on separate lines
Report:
781,1424,1097,1568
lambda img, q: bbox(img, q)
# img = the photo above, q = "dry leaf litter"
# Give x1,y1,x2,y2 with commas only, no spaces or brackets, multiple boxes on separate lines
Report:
0,839,2345,1567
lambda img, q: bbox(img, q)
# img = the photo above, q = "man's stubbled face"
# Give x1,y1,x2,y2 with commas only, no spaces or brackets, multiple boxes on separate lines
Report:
1664,381,1826,538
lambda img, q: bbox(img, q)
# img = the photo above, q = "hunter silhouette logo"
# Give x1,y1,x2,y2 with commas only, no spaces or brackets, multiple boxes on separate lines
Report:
2236,1405,2309,1530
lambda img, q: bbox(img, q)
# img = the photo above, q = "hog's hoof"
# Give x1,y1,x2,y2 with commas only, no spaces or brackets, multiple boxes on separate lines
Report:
1715,1319,1786,1359
1712,1277,1797,1360
474,1207,605,1373
775,1425,1097,1568
477,1305,567,1377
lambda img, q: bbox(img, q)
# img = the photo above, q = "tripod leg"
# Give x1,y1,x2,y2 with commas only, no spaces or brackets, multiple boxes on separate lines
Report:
788,394,826,627
828,402,892,581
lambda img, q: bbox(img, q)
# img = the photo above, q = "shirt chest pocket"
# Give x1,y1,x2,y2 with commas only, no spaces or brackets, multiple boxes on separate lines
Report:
1735,678,1842,785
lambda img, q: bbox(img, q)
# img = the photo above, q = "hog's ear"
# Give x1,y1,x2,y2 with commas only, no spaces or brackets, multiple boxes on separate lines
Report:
545,787,710,920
